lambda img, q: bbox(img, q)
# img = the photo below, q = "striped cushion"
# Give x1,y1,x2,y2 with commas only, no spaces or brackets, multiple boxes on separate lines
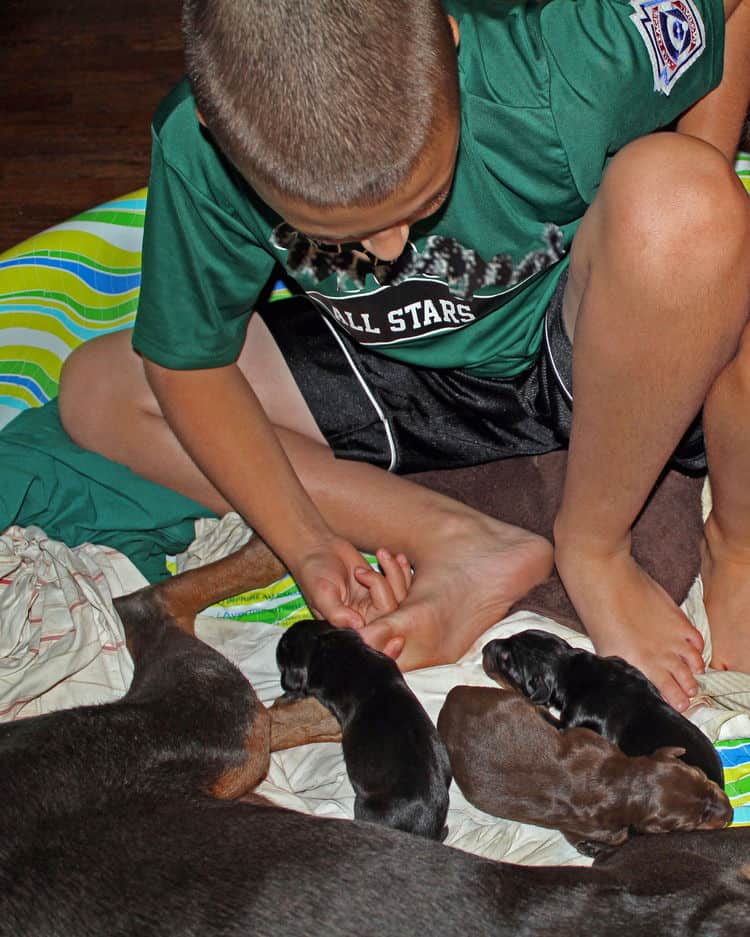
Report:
0,191,146,430
716,738,750,827
0,190,291,431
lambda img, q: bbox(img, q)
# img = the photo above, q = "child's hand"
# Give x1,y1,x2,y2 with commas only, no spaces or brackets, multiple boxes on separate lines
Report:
292,538,411,638
349,548,412,660
352,547,413,617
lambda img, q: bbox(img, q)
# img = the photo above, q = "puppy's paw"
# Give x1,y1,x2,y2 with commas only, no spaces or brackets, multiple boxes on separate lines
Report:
565,827,629,858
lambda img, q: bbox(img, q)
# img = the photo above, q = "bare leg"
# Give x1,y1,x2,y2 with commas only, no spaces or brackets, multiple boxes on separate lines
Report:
688,0,750,671
701,325,750,672
554,132,750,711
59,322,552,670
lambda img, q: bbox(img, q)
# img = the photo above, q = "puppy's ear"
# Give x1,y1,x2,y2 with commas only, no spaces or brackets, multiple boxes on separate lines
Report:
481,641,516,685
528,670,556,705
481,640,499,669
276,626,319,697
280,666,308,697
652,746,687,761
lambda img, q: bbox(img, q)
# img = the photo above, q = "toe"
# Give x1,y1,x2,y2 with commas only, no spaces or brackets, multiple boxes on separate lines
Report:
683,623,705,657
680,637,706,675
655,668,693,712
359,620,397,653
383,635,405,659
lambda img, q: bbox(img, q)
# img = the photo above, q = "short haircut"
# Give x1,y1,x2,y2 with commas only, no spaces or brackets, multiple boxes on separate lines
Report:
182,0,459,208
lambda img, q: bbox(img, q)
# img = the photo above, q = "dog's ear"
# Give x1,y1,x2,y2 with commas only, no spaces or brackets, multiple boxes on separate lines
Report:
276,625,320,697
279,660,309,697
528,669,556,705
481,640,516,685
651,746,687,761
700,785,733,830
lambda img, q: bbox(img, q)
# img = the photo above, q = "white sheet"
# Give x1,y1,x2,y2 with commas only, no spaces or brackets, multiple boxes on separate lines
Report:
0,525,140,719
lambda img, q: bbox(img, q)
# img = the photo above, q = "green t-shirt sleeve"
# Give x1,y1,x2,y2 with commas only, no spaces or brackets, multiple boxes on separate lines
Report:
133,132,276,370
540,0,725,203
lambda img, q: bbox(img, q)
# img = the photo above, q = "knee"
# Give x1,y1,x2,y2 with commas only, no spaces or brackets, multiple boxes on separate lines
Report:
714,323,750,402
598,133,750,273
58,329,148,443
58,340,99,436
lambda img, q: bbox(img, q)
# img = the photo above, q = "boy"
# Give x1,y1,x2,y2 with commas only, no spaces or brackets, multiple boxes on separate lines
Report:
59,0,750,711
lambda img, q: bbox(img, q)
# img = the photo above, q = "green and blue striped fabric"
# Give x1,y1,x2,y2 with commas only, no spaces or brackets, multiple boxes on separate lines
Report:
716,738,750,826
738,151,750,195
0,190,146,430
0,189,291,431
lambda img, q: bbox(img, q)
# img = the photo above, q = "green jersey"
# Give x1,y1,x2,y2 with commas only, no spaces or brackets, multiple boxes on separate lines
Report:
133,0,724,377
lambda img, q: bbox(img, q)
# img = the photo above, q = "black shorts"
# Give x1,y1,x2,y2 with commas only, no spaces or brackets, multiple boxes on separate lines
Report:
258,272,706,475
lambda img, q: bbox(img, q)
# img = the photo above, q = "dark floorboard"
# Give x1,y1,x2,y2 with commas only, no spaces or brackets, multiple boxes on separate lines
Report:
0,0,183,252
0,2,748,254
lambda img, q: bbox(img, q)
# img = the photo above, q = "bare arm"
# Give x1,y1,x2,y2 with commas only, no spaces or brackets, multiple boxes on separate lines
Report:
143,356,374,628
677,0,750,158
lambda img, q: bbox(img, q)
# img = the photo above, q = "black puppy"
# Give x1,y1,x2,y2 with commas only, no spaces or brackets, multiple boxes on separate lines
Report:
276,618,451,840
483,629,724,786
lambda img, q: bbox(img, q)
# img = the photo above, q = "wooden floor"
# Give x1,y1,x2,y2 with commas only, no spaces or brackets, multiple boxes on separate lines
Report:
0,0,183,252
0,2,747,254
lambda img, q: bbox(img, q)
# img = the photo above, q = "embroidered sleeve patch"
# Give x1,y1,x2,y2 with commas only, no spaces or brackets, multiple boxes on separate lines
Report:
629,0,706,96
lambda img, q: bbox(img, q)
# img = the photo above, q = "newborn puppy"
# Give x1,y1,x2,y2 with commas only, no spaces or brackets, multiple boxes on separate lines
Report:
437,685,731,855
483,629,724,787
276,619,451,840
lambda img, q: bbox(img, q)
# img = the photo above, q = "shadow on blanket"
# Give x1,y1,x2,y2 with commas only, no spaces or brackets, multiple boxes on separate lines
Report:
410,451,704,630
2,546,749,937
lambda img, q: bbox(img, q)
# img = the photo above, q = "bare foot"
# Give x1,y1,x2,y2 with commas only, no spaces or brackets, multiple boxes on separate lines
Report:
702,514,750,672
357,514,553,671
555,542,705,712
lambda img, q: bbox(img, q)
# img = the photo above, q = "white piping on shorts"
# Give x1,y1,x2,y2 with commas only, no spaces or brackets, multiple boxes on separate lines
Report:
320,316,398,472
543,308,573,404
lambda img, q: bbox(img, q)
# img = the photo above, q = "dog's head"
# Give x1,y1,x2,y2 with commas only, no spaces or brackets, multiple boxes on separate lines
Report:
631,746,733,835
482,630,572,706
276,619,335,697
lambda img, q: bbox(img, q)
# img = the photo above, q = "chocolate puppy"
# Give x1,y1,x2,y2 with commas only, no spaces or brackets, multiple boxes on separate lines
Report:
482,629,724,786
437,685,731,854
276,619,451,840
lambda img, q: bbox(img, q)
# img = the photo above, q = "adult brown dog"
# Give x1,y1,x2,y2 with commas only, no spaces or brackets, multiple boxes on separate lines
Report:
0,539,748,937
438,685,732,854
